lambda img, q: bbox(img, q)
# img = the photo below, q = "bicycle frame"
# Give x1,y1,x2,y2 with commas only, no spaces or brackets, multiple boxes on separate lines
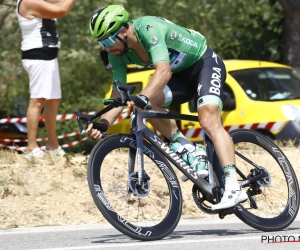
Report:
77,80,300,235
129,108,225,200
75,81,225,200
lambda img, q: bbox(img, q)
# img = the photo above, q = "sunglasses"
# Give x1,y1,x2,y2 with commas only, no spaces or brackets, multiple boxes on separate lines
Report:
97,26,123,48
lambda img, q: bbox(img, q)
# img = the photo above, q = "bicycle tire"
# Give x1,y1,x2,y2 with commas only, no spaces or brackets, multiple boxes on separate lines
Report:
87,134,182,241
229,129,300,232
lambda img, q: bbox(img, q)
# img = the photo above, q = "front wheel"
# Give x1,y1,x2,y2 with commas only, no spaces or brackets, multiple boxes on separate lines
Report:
230,129,300,232
87,134,182,241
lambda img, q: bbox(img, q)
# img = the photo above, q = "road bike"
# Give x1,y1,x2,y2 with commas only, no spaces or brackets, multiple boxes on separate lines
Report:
75,81,300,241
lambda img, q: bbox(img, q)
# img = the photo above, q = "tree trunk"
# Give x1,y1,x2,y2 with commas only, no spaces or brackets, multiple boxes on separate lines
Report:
278,0,300,70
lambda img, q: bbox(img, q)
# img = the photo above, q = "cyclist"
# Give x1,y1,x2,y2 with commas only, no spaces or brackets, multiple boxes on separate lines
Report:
86,5,248,210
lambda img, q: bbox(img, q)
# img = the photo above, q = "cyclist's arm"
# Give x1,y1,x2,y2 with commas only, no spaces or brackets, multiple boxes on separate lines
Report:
99,89,124,128
86,89,125,140
99,54,128,127
108,53,127,88
141,61,171,98
138,24,171,98
21,0,75,19
86,55,127,139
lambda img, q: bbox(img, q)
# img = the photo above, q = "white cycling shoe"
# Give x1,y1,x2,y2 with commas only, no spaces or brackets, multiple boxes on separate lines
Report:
211,188,248,211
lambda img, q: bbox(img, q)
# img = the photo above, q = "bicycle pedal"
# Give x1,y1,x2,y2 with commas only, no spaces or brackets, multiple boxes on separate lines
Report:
218,207,235,219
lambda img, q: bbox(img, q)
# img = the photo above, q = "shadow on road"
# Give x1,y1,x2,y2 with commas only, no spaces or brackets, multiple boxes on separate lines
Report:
90,226,300,244
167,226,300,240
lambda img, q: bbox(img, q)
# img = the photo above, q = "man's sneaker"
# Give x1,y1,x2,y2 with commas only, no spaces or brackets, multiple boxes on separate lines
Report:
170,142,208,181
46,146,66,156
211,188,248,211
24,148,45,159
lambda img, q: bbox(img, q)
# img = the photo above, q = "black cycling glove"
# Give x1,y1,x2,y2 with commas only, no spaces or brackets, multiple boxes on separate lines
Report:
91,122,108,133
131,95,149,110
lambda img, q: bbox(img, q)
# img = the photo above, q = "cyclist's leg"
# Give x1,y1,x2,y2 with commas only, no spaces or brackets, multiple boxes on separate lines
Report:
149,74,208,178
148,75,195,142
193,47,248,210
146,87,178,139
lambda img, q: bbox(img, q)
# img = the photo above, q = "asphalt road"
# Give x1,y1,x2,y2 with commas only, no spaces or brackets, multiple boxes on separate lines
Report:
1,216,300,250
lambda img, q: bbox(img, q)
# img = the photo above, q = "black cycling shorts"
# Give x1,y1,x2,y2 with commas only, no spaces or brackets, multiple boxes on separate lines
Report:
166,46,227,106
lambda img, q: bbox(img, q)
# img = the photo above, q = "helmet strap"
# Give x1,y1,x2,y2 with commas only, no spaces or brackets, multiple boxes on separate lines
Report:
116,35,128,52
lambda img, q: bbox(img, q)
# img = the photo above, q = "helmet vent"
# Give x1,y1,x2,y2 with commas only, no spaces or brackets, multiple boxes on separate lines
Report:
102,11,109,19
108,21,116,30
90,20,95,29
98,19,104,33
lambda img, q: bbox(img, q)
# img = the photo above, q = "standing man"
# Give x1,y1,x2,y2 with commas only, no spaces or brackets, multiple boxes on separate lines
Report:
16,0,75,158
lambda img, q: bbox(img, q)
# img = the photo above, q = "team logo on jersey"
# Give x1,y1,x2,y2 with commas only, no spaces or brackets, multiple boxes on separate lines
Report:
150,36,158,44
146,25,154,31
178,34,198,48
212,52,219,65
170,30,177,40
135,24,142,31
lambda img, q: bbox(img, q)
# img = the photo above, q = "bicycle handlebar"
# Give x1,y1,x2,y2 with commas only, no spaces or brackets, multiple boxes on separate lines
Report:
75,80,152,134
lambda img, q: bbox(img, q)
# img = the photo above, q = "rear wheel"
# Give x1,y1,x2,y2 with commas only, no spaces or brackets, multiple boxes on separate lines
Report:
87,134,182,240
230,129,300,231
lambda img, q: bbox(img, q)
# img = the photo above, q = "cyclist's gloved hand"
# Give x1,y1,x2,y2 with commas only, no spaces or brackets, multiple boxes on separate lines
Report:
131,95,150,110
86,122,108,140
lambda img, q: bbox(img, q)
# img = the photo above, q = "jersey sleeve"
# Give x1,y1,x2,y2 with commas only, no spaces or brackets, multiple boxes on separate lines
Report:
139,19,170,65
108,53,127,89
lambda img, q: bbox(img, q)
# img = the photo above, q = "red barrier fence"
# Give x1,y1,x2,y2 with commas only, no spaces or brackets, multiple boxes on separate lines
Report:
0,108,130,150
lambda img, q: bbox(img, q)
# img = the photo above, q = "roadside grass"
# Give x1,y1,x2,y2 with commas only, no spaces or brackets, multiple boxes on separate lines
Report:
0,150,88,199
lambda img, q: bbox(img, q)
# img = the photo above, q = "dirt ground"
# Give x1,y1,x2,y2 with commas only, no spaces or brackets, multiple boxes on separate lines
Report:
0,146,299,229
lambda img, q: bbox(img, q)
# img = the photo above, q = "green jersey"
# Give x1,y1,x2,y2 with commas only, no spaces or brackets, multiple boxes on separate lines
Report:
109,16,207,86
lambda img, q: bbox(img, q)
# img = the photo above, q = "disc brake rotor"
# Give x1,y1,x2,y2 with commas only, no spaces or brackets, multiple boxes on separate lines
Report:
128,172,150,197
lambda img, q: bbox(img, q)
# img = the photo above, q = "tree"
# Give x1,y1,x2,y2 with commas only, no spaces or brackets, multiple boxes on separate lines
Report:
0,3,25,113
126,0,283,61
278,0,300,70
0,0,297,153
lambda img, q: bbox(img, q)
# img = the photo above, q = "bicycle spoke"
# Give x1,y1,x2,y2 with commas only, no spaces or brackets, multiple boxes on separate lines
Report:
235,141,289,218
228,130,299,232
98,147,171,227
235,150,259,168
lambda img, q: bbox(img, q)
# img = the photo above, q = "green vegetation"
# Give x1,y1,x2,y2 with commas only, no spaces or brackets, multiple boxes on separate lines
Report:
0,0,287,153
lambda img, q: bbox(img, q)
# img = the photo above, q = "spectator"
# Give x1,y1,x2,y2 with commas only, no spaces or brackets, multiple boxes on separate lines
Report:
16,0,75,158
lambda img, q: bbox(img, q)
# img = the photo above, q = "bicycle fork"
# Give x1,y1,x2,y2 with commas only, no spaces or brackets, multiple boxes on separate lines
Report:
127,110,148,194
